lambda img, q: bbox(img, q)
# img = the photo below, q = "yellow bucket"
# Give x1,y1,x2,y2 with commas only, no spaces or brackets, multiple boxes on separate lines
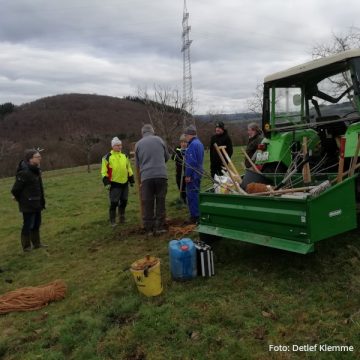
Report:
130,255,163,297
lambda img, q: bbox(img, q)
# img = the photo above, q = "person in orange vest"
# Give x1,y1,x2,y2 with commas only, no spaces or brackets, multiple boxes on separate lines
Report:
101,137,134,226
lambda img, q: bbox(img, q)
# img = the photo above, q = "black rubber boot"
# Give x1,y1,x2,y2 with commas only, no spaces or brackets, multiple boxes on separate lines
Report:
31,230,48,249
21,233,32,252
119,208,126,223
109,208,117,226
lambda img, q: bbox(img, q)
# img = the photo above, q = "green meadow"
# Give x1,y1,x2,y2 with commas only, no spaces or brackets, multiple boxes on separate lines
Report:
1,149,360,359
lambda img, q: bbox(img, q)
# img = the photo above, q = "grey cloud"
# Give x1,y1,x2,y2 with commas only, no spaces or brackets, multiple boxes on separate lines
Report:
1,0,360,113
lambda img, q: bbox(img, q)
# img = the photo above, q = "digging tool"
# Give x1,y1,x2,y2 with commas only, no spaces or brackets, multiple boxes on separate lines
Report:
302,137,311,184
349,133,360,177
218,145,241,180
214,143,247,195
336,136,346,184
241,148,262,174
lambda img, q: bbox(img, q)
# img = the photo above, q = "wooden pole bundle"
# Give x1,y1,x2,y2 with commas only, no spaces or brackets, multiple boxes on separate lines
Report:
214,143,247,195
218,145,240,180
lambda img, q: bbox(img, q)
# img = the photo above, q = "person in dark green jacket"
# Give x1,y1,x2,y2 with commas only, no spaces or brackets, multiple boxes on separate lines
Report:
245,122,263,168
11,149,47,252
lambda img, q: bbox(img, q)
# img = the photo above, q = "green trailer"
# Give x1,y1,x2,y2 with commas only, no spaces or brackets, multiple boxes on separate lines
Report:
198,49,360,254
198,175,357,254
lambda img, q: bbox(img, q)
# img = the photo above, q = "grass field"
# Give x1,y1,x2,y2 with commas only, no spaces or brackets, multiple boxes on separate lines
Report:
1,149,360,359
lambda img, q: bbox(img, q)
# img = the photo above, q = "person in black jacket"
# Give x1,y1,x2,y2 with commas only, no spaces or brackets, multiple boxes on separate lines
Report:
172,134,187,204
209,121,233,178
11,149,47,252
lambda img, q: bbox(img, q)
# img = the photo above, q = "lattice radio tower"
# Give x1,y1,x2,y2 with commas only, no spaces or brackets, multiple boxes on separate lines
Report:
181,0,194,127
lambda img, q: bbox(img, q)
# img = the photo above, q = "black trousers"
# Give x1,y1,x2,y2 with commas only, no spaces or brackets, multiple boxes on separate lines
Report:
109,184,129,222
22,211,41,236
141,178,167,231
176,174,187,203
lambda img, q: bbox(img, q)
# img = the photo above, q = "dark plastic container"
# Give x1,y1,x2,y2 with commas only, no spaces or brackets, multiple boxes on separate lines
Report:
240,169,273,190
169,238,197,280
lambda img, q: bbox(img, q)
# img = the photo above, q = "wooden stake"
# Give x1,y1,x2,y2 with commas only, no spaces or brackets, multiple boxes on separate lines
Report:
331,159,360,184
302,137,311,184
337,136,346,184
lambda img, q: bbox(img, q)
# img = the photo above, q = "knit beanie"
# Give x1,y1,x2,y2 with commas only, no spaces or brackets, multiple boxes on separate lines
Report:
184,125,197,135
215,121,225,130
111,137,122,147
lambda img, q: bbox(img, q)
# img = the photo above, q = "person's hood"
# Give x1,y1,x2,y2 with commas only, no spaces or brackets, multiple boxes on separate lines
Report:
16,160,28,174
16,160,40,174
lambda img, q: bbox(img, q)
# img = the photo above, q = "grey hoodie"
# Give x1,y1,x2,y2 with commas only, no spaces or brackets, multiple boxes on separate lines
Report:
135,131,169,181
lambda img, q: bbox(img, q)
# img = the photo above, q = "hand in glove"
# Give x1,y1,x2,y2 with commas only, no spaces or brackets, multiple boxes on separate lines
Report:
128,175,135,187
102,177,111,186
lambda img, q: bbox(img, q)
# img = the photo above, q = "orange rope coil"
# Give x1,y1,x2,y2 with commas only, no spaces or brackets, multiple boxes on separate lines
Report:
0,279,67,314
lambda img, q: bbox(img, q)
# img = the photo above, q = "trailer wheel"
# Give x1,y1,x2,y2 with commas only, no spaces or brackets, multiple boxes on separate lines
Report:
199,232,221,246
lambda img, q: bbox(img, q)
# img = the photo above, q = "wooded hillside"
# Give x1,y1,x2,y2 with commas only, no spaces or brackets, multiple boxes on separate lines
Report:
0,93,253,177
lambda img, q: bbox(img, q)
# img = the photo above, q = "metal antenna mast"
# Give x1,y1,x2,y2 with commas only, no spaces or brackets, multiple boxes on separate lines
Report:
181,0,194,127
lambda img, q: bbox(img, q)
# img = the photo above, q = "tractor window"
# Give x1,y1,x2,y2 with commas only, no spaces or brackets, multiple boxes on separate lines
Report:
309,70,359,119
273,87,302,125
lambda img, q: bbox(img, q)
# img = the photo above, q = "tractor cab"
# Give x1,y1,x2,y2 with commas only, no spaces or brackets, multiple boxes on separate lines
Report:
256,49,360,174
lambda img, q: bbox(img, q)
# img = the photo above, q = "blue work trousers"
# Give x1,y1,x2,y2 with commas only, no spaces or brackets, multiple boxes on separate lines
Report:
186,177,201,218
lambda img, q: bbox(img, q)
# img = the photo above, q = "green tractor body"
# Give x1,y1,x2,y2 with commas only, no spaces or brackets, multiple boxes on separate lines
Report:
257,49,360,172
198,49,360,254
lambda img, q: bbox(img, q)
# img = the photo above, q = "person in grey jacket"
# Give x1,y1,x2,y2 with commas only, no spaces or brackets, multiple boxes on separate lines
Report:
135,124,169,235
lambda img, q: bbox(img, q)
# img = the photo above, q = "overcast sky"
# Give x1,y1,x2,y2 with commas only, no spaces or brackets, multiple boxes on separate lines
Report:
1,0,360,114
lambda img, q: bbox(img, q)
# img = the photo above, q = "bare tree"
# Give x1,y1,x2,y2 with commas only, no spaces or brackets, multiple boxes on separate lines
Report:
312,27,360,106
0,139,17,161
64,117,101,173
137,85,187,147
247,83,264,114
312,26,360,58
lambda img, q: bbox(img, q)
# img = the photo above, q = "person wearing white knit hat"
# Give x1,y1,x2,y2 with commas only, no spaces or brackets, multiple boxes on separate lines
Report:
111,137,122,147
101,137,134,226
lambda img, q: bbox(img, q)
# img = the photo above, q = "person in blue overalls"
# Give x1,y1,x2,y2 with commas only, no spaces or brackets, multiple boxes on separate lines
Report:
184,125,204,224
